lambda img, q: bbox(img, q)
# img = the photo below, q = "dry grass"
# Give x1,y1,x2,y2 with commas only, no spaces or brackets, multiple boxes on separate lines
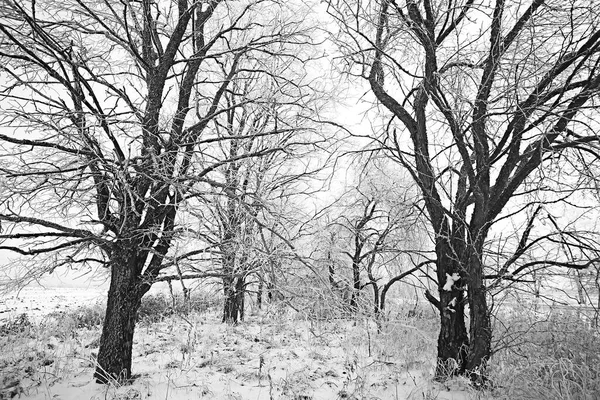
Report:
490,306,600,400
0,311,99,399
4,289,597,399
0,291,216,399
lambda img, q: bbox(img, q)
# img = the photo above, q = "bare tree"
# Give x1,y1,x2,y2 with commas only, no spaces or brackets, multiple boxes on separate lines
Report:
0,0,317,382
327,165,429,320
326,0,600,381
172,52,332,323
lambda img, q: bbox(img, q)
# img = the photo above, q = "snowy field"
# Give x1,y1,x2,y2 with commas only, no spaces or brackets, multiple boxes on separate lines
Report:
0,286,491,400
2,284,599,399
0,287,107,322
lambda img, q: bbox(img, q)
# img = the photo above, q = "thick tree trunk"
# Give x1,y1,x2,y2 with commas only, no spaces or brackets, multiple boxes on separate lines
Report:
222,275,245,323
465,254,491,382
94,254,144,383
435,288,468,378
433,236,469,380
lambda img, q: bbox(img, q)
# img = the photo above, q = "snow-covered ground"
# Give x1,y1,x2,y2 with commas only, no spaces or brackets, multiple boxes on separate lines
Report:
0,287,106,322
0,287,488,400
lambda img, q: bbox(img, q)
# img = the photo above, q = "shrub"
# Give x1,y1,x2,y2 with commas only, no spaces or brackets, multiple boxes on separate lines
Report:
137,294,174,323
492,307,600,400
0,313,32,336
72,303,105,328
137,290,217,323
41,302,104,336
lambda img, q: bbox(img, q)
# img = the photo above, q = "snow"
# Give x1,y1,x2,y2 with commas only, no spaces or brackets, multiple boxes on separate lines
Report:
0,288,488,400
442,273,461,292
0,287,106,322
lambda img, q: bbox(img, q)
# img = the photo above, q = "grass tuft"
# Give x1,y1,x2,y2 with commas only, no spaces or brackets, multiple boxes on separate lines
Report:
491,307,600,400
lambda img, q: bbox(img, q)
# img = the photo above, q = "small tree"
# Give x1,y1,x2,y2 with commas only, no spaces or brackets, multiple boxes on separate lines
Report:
184,52,331,323
328,165,429,319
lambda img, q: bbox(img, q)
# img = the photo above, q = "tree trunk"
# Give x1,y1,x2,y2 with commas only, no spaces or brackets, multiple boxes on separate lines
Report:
371,282,382,332
575,270,586,305
222,275,245,323
94,253,145,383
267,281,273,302
433,237,469,380
328,262,335,287
595,271,600,328
257,273,264,310
177,262,190,309
236,276,245,320
372,285,380,318
350,259,360,312
435,288,468,378
465,254,491,382
183,287,191,306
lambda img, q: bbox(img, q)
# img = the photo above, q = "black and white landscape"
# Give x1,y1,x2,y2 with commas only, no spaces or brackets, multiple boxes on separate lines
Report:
1,0,599,399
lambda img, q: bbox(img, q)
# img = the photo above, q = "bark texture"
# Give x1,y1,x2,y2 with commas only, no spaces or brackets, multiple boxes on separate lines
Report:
222,275,245,323
94,248,146,383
